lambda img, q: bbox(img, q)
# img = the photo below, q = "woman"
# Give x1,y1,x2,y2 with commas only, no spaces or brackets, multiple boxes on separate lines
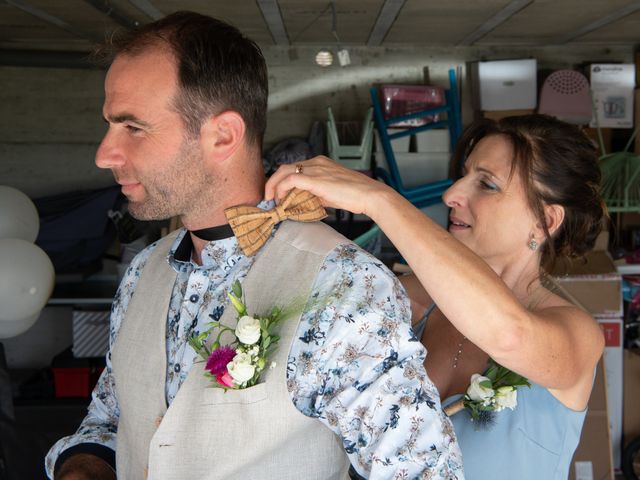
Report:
265,114,606,479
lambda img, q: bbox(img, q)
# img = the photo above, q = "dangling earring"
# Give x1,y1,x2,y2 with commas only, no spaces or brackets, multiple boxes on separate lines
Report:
528,237,538,251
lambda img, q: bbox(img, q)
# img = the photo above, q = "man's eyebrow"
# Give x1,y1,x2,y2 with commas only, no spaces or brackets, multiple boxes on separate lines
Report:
103,113,151,128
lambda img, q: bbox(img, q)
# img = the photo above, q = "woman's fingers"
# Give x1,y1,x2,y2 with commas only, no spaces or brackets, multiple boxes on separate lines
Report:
273,172,313,202
265,157,331,200
265,161,311,200
265,156,389,215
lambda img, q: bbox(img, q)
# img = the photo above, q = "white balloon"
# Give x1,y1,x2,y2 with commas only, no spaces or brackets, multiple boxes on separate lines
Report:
0,185,40,242
0,311,40,339
0,238,54,321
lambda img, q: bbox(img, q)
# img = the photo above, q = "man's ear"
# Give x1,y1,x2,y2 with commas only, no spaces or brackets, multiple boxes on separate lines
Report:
199,111,246,164
542,203,565,237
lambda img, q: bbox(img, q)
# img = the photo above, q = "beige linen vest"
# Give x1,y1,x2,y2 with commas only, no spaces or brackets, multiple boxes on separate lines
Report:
112,221,350,480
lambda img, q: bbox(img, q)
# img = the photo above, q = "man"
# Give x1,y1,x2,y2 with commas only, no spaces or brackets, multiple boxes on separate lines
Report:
46,11,462,480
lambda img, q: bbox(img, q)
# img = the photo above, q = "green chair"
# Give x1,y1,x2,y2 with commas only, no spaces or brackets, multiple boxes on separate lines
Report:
326,107,374,171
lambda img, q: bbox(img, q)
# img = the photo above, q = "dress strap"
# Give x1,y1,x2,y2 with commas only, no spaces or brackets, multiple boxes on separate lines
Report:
413,303,436,339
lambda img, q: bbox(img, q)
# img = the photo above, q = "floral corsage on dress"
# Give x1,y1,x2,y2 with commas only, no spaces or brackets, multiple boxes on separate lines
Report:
446,359,530,427
189,280,284,389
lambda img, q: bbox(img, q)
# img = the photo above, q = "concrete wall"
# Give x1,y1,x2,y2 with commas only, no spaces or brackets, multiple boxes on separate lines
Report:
1,44,633,199
0,66,110,198
264,44,633,145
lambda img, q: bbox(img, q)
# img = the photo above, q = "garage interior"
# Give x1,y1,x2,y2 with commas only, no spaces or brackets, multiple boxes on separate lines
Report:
1,1,640,479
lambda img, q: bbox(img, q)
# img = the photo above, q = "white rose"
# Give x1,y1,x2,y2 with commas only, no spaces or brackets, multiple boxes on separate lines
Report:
227,352,256,384
235,315,261,345
466,374,494,403
494,386,518,411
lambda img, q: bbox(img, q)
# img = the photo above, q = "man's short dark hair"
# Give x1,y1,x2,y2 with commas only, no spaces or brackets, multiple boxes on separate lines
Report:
95,11,268,148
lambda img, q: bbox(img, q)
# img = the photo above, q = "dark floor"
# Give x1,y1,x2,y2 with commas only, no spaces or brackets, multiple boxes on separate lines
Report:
1,366,90,480
1,399,89,480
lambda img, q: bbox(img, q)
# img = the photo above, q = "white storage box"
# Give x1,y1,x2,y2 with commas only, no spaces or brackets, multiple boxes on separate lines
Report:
472,59,537,111
415,129,450,153
420,201,449,228
374,129,410,154
375,152,450,188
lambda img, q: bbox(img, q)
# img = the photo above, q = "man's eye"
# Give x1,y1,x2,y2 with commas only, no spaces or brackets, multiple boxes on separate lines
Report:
126,124,142,134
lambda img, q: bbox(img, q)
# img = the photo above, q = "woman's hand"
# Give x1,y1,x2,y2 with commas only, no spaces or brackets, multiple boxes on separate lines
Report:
265,156,393,218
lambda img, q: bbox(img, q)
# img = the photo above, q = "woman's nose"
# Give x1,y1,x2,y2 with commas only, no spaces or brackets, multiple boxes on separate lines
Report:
443,178,466,208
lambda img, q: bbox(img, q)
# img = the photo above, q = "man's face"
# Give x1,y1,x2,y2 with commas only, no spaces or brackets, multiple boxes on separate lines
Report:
95,48,212,221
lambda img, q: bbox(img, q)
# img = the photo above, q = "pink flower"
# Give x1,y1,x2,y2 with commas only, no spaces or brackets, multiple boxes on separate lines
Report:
205,346,237,377
216,371,235,388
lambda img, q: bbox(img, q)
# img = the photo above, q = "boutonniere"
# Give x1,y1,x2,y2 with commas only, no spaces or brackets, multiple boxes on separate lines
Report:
189,280,284,389
445,358,530,428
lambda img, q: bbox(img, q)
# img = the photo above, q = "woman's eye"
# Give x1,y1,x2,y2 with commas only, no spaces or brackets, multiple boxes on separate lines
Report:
480,180,498,191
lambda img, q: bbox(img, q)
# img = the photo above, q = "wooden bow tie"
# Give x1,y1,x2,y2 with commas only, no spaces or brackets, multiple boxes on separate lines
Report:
224,188,327,256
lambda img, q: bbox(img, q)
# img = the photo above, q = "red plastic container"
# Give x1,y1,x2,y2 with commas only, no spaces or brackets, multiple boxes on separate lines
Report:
379,84,445,127
52,367,91,397
52,366,103,397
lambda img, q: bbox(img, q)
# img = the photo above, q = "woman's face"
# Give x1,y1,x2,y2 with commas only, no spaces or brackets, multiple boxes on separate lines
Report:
443,134,540,266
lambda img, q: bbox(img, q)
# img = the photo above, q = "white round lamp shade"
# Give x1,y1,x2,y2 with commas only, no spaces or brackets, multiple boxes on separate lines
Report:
0,185,40,242
0,238,54,324
0,312,40,339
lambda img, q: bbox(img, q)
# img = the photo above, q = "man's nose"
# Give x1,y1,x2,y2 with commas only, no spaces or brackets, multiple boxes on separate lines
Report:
95,128,125,170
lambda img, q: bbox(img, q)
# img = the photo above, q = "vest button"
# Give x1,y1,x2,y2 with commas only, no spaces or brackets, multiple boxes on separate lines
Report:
189,294,199,303
174,363,181,373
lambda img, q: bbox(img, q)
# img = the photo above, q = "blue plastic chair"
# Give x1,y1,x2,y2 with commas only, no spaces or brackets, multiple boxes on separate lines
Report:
370,68,462,209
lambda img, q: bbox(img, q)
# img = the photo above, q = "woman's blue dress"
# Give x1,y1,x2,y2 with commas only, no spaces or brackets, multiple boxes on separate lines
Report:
417,306,587,479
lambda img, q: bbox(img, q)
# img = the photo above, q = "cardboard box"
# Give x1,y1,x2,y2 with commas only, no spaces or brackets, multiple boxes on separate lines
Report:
551,232,622,318
552,260,622,318
569,358,614,480
624,349,640,447
551,231,624,469
481,109,535,121
590,64,636,129
471,59,537,111
600,318,624,469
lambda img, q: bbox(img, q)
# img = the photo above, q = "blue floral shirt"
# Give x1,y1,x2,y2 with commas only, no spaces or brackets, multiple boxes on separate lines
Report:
46,219,462,479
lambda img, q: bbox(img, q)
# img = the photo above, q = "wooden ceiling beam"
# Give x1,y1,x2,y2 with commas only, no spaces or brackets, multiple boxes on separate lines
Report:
459,0,533,46
554,2,640,44
127,0,164,21
83,0,140,30
367,0,406,46
257,0,289,45
5,0,90,39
